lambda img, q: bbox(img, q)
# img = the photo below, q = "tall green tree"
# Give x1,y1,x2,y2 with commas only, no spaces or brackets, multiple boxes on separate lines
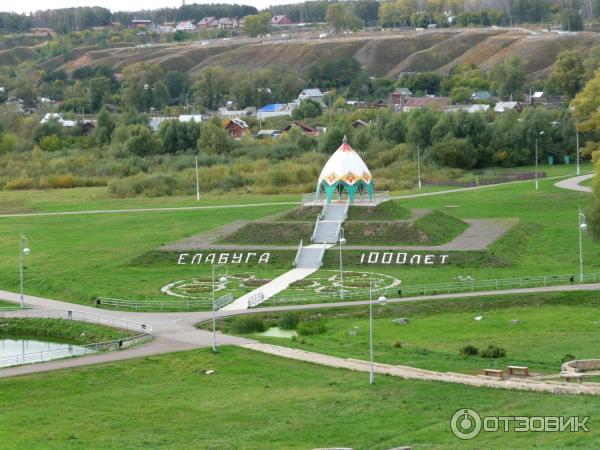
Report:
194,67,231,111
245,12,272,37
546,51,585,99
326,3,363,31
490,57,526,100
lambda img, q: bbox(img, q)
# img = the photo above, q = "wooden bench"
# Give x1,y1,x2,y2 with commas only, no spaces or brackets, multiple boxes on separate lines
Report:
483,369,504,378
507,365,529,376
562,372,584,383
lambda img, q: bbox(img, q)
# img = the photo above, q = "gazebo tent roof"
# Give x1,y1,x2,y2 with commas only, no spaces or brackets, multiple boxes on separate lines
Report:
318,137,372,187
316,136,374,203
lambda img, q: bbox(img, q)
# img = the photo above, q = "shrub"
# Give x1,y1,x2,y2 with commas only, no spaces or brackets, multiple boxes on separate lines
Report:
297,320,327,336
561,354,576,363
232,316,267,334
392,340,402,348
459,345,479,357
480,345,506,358
278,313,300,330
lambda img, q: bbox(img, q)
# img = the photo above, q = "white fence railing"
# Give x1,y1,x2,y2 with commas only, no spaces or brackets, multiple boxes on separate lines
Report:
0,309,152,368
95,272,600,311
294,239,303,267
247,292,265,308
213,292,234,310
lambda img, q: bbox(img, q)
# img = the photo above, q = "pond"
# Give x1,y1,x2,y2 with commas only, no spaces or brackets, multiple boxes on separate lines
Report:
256,327,298,339
0,337,96,367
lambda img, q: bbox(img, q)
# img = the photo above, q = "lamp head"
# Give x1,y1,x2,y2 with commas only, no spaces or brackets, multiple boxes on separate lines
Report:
219,276,228,284
22,247,30,256
581,223,588,231
539,131,544,135
339,237,346,245
378,295,387,305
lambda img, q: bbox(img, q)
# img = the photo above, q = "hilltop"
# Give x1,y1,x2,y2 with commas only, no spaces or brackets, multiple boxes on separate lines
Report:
38,28,600,80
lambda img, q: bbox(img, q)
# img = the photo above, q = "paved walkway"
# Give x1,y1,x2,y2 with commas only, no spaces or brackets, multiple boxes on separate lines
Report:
3,282,600,388
243,342,600,395
222,267,319,310
0,173,585,219
554,174,594,193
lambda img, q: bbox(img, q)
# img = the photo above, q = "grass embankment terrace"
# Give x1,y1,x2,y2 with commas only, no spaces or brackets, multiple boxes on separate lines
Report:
0,318,134,344
1,345,600,448
223,291,600,375
219,207,467,246
0,173,597,306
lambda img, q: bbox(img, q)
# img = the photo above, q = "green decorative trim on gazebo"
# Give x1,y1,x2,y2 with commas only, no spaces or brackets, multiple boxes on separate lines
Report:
317,179,375,203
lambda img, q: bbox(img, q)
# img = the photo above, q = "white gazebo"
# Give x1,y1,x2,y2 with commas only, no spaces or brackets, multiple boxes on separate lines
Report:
316,136,375,203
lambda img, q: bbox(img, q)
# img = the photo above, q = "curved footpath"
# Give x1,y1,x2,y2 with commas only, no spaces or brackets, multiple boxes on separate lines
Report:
554,173,593,193
0,172,590,219
3,283,600,395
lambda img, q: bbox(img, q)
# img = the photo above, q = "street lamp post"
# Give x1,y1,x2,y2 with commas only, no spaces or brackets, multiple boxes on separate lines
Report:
579,206,587,283
417,143,422,193
195,154,200,202
339,228,346,300
369,272,387,385
19,234,30,309
534,131,544,190
576,129,580,176
211,265,228,353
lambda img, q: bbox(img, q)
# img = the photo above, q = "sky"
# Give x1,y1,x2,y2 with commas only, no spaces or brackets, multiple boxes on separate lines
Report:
3,0,298,14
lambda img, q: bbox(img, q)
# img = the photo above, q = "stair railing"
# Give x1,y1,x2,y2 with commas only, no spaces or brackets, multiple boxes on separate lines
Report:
294,239,303,267
311,216,320,242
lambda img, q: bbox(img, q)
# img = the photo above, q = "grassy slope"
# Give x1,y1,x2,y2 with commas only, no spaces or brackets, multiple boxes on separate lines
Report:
0,318,132,343
239,291,600,374
0,203,294,305
1,345,599,449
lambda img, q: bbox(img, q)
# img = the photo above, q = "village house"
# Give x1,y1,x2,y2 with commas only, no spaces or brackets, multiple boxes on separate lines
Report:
298,88,325,106
389,88,413,107
494,101,523,113
197,17,218,28
224,118,249,138
218,107,256,119
175,21,197,32
40,113,76,127
401,97,450,112
351,119,369,128
281,121,319,136
271,15,294,26
255,129,280,139
444,104,490,113
218,18,238,29
30,27,56,36
131,19,152,29
526,91,562,108
257,103,296,120
471,90,492,102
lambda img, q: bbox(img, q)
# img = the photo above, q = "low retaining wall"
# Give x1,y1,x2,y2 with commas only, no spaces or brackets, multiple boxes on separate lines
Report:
561,360,600,373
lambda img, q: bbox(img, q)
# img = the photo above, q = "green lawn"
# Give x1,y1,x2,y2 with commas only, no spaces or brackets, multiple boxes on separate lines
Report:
231,291,600,374
0,318,133,343
0,171,598,307
1,345,599,449
0,204,295,305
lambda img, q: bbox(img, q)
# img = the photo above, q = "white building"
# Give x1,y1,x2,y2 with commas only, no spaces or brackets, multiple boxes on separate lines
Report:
40,113,76,127
298,88,325,106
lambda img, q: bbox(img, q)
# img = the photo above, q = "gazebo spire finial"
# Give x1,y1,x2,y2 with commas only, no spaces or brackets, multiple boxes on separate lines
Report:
342,135,347,144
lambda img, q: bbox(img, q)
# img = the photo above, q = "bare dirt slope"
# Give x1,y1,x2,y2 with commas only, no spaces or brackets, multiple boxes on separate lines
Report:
50,29,600,80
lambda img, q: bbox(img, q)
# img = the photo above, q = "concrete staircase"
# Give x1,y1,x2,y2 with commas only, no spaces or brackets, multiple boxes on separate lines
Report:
294,244,328,269
311,201,349,244
225,200,350,310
